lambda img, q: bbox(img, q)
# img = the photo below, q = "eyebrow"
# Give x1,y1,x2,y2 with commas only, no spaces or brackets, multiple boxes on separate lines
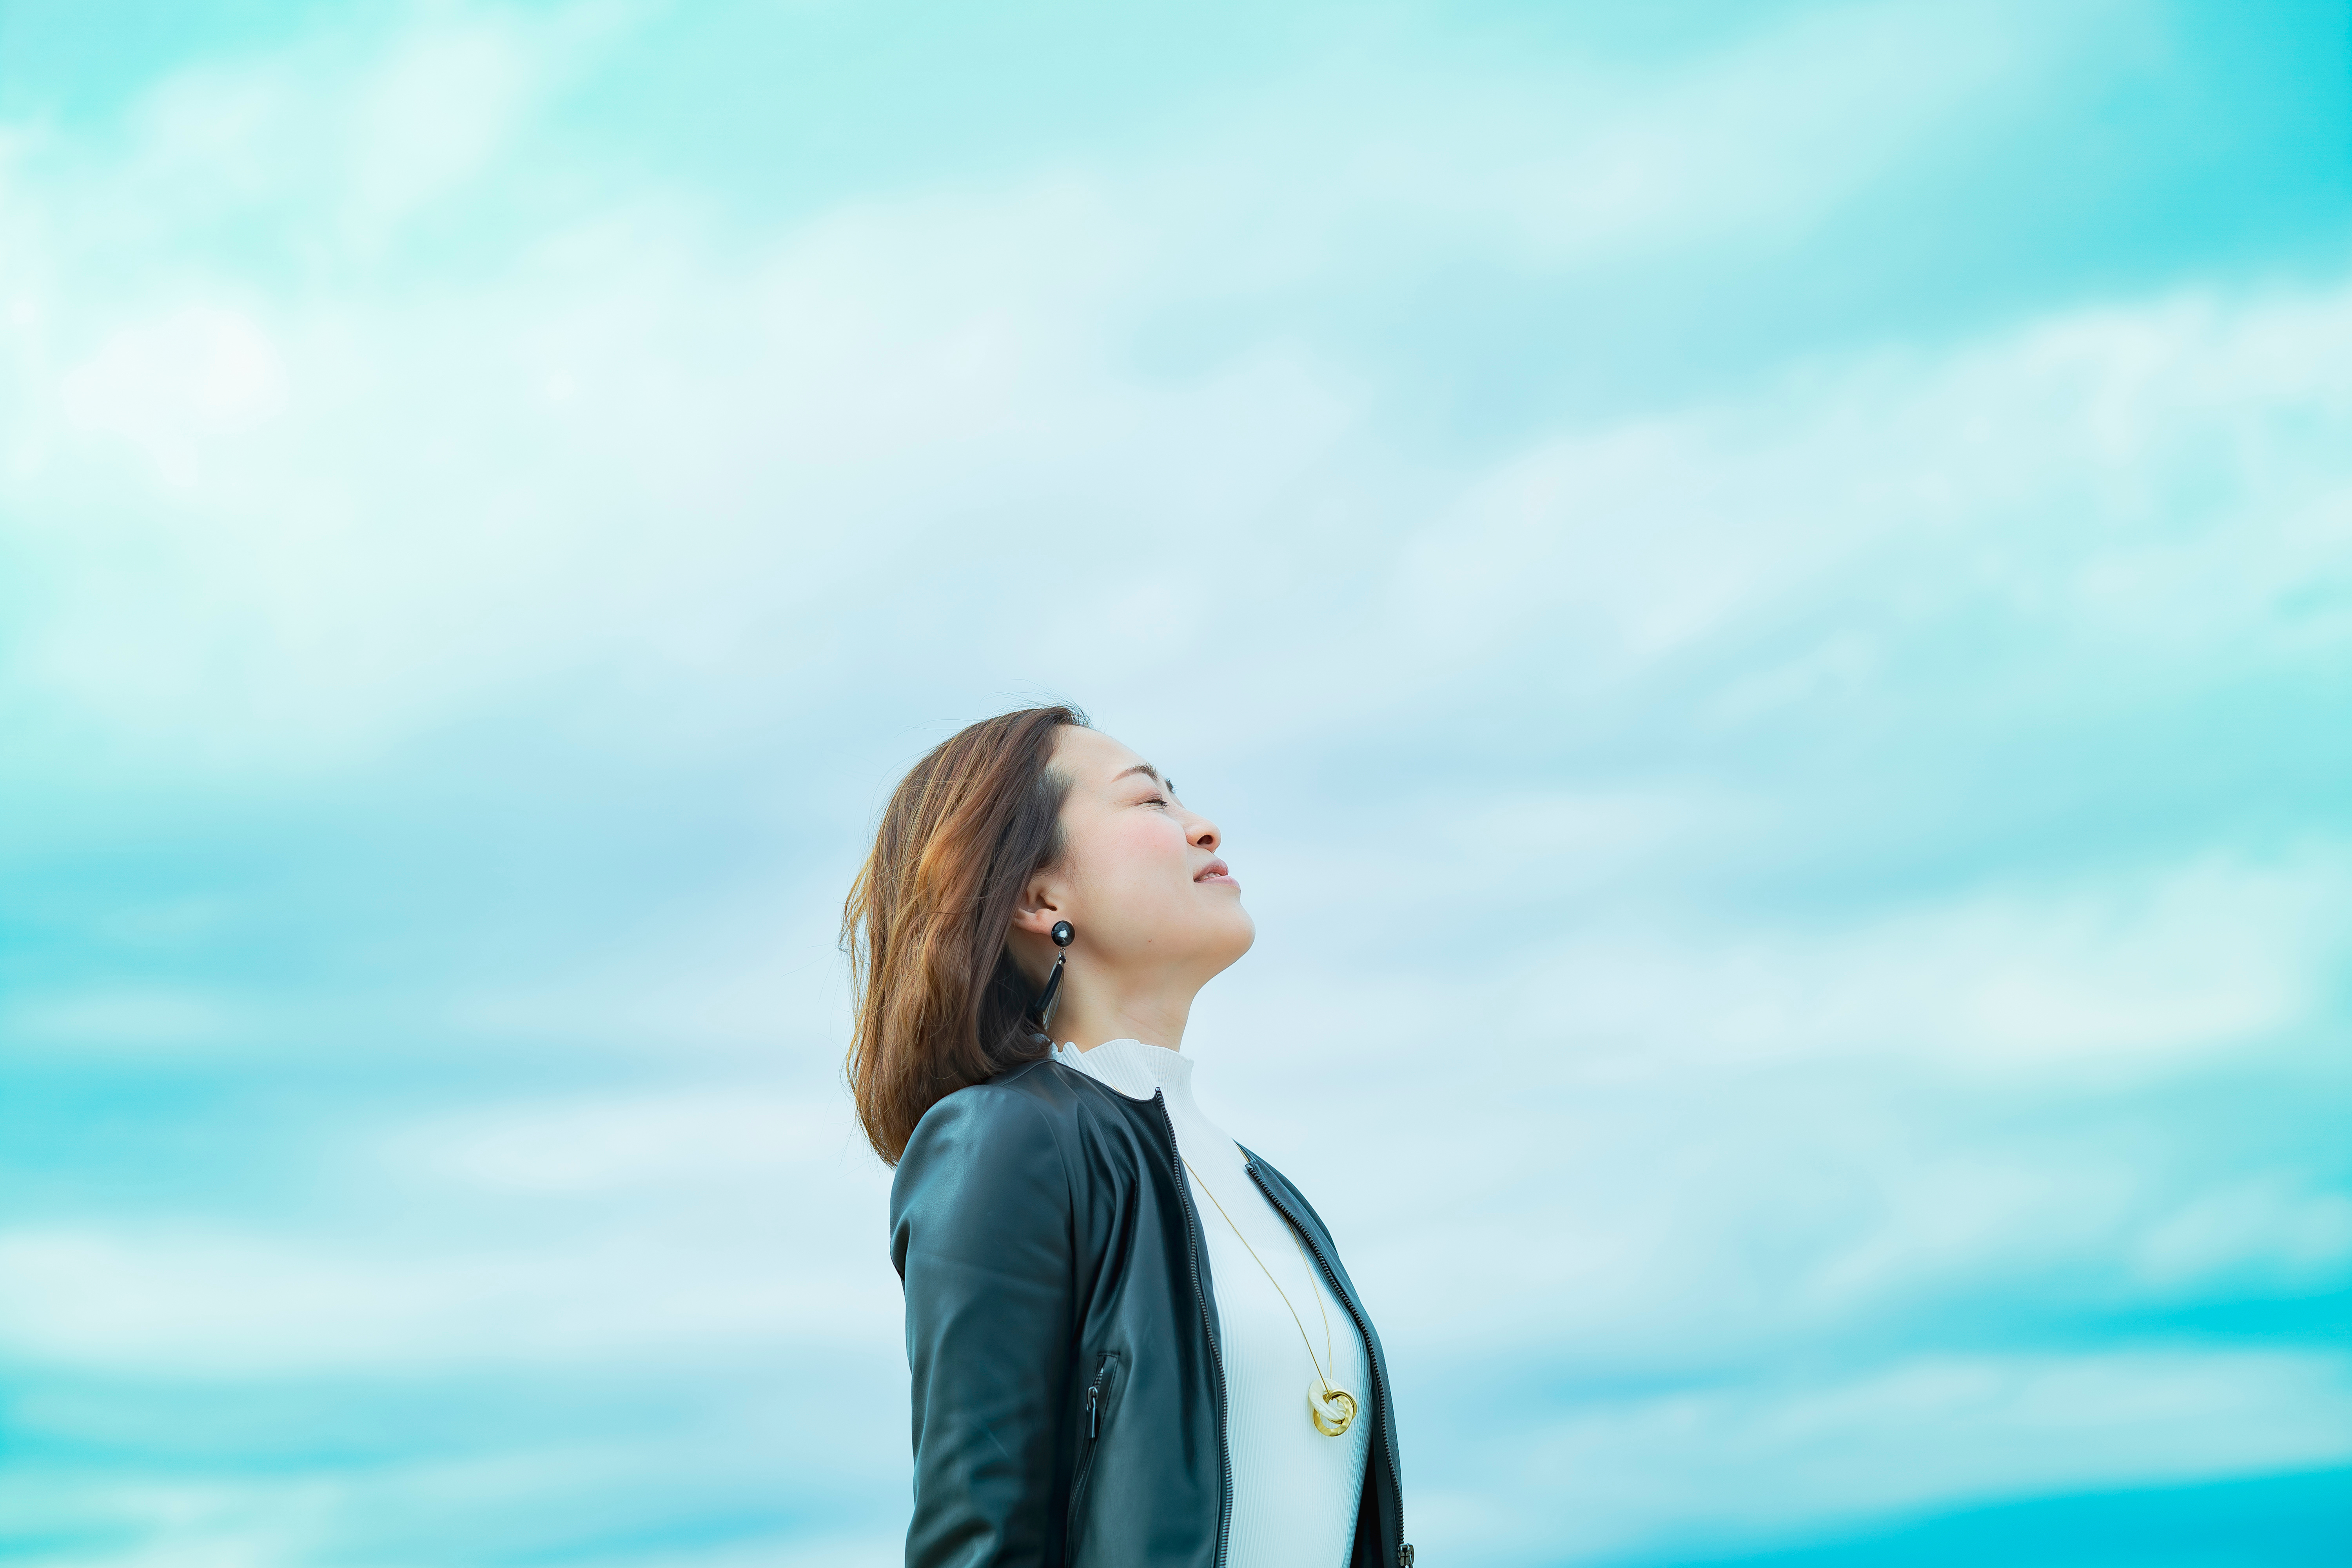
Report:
1112,763,1177,796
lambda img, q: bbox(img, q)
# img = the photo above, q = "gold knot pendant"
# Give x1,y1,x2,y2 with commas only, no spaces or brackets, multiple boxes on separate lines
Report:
1309,1382,1358,1437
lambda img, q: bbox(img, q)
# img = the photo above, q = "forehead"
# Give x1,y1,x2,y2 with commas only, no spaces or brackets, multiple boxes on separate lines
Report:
1052,725,1152,785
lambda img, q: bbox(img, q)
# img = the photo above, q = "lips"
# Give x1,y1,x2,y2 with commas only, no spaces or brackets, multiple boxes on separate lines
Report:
1194,858,1236,886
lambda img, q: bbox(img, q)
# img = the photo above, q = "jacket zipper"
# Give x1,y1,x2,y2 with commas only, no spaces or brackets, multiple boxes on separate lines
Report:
1247,1161,1406,1562
1156,1092,1234,1568
1065,1350,1119,1546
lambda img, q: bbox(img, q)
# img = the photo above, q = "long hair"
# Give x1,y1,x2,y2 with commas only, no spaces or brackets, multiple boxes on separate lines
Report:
842,704,1088,1165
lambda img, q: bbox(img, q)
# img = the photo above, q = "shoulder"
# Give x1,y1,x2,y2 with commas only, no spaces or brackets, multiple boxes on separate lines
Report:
902,1057,1101,1146
890,1060,1123,1208
889,1060,1127,1273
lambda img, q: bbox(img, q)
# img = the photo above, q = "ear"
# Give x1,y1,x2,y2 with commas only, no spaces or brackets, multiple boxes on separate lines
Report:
1007,873,1067,940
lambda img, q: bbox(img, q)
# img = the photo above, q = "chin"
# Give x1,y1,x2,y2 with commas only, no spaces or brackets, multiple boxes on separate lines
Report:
1176,901,1255,978
1215,907,1257,965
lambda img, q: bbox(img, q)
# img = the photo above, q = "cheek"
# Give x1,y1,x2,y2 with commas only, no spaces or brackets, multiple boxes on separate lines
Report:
1110,813,1190,884
1080,815,1192,910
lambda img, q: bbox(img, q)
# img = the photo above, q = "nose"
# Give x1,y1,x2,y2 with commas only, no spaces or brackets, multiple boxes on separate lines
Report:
1187,815,1219,852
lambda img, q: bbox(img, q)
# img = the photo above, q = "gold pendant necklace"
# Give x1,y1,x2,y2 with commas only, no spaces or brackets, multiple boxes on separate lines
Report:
1182,1156,1358,1438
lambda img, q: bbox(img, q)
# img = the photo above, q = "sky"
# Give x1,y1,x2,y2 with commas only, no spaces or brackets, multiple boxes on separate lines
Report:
2,1,2350,1564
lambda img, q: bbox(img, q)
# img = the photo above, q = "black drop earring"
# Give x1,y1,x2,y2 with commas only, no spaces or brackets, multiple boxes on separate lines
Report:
1033,920,1075,1032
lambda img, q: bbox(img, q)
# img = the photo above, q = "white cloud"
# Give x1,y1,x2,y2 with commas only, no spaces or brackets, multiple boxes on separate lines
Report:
3,986,245,1051
1387,288,2352,701
4,4,2348,1565
7,0,2344,788
1432,1348,2352,1563
387,1088,865,1194
2132,1176,2352,1295
0,1199,897,1375
60,306,287,478
1535,850,2351,1077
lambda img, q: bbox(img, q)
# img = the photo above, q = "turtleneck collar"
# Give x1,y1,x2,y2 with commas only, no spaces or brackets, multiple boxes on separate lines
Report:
1053,1037,1203,1116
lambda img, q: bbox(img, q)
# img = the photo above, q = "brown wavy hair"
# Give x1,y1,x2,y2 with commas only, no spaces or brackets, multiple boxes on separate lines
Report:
842,704,1088,1164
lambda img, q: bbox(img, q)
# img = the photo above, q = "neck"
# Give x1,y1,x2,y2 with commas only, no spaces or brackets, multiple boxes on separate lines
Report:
1051,974,1197,1052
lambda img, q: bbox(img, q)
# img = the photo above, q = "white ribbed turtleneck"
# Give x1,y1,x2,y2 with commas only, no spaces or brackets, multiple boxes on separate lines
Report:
1053,1038,1370,1568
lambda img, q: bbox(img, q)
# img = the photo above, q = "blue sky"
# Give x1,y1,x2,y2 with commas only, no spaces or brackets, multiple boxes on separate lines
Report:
2,2,2350,1564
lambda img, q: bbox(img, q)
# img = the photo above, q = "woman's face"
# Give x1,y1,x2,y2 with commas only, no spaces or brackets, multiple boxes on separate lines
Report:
1021,726,1254,990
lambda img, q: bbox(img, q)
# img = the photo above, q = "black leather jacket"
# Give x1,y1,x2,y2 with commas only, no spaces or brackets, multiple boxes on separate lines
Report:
889,1057,1411,1568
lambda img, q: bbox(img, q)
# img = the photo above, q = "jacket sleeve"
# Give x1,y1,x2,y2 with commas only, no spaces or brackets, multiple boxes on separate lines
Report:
890,1087,1076,1568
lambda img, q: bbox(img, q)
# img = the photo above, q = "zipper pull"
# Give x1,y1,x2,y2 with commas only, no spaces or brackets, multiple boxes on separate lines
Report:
1087,1380,1100,1439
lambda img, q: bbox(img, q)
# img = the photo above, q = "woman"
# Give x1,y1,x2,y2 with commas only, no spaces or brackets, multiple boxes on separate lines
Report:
843,704,1412,1568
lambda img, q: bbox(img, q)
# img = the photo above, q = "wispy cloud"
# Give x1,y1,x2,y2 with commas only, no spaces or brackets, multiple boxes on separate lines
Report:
4,2,2347,1564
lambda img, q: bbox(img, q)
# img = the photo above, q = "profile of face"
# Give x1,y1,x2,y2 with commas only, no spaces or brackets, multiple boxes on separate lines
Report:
1010,726,1255,1007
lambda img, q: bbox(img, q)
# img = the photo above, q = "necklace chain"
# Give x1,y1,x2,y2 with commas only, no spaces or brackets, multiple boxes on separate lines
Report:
1180,1155,1339,1395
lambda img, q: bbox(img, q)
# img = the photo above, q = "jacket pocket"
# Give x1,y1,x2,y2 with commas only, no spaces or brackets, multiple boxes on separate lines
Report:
1065,1350,1122,1553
